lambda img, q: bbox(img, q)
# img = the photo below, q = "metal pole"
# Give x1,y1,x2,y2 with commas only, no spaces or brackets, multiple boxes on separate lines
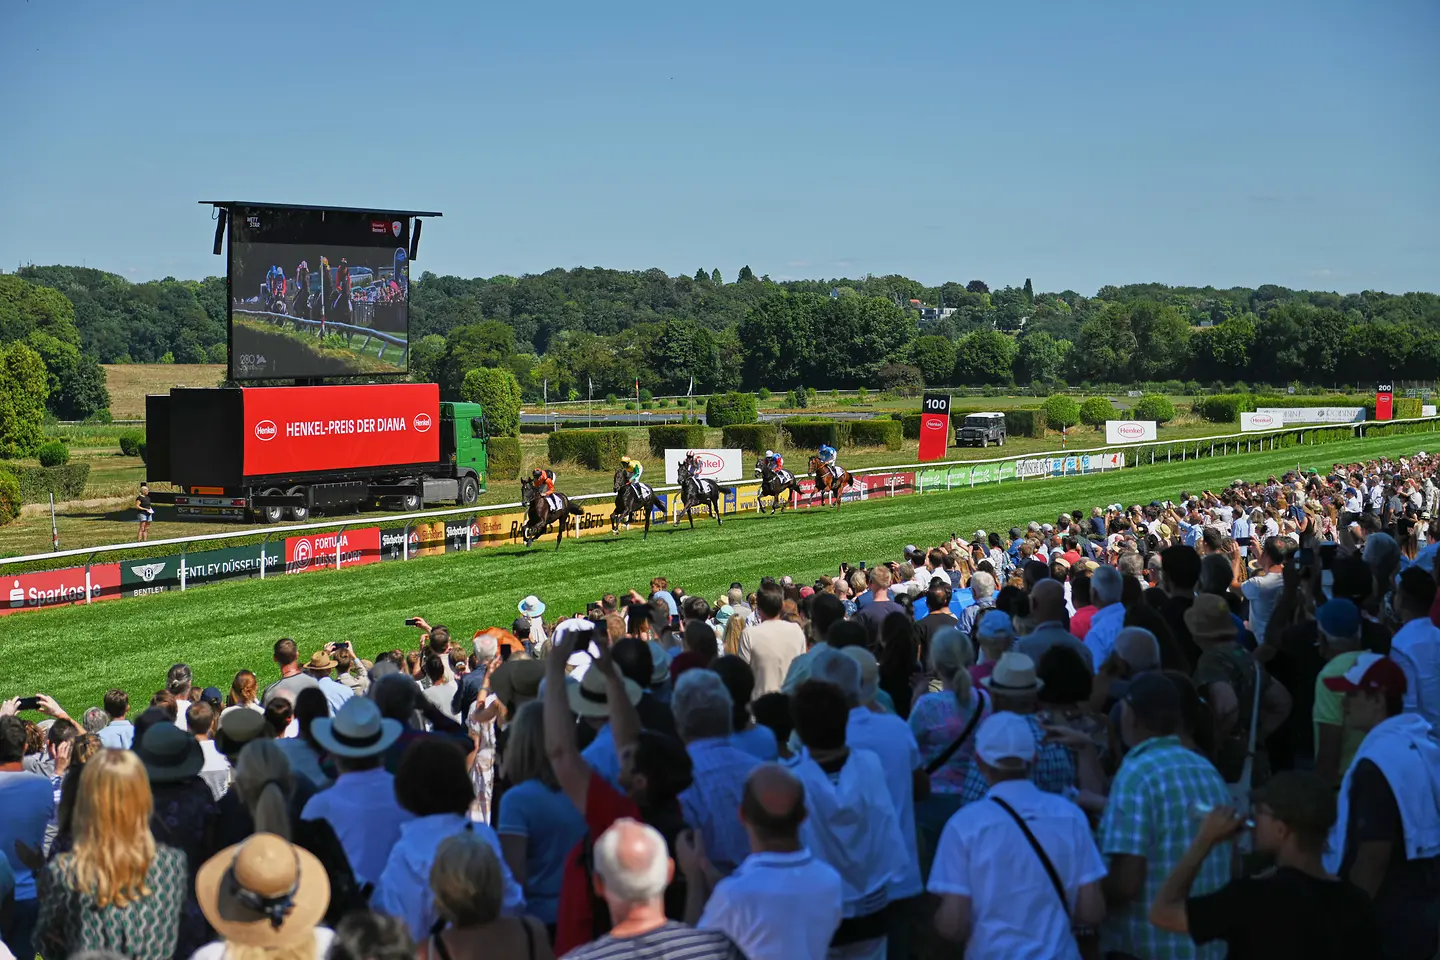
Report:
49,494,58,552
403,522,410,561
260,534,272,579
335,526,347,570
180,544,187,592
85,553,95,604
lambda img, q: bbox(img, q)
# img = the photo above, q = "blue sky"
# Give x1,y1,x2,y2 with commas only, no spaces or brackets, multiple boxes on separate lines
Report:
2,0,1436,293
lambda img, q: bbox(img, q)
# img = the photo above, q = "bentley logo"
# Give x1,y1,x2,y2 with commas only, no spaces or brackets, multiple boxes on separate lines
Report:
130,561,168,582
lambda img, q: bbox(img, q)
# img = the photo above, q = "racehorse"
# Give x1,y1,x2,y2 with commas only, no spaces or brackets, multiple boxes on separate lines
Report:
612,468,661,539
753,458,804,514
519,477,584,550
677,452,734,528
809,456,855,508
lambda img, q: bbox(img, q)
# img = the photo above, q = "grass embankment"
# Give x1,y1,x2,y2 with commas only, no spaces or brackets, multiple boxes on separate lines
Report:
1,431,1432,711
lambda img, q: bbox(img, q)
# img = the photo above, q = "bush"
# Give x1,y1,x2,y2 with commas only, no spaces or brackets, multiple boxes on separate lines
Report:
706,392,759,427
1079,397,1117,429
856,388,869,402
546,430,629,470
757,388,772,401
657,399,669,409
460,367,523,437
8,462,91,504
641,401,653,410
624,402,637,411
605,393,618,404
137,440,147,465
36,441,70,467
119,431,144,457
849,419,903,450
1005,409,1047,438
805,387,818,405
85,408,114,424
648,424,707,457
0,467,19,525
1133,394,1177,425
1192,394,1254,424
780,418,851,449
639,389,654,404
485,437,522,479
722,424,779,454
784,390,800,409
892,412,923,439
1041,395,1081,430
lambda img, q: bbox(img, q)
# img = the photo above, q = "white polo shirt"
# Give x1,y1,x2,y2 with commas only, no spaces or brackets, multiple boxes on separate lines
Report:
699,849,843,960
846,707,923,898
927,778,1106,960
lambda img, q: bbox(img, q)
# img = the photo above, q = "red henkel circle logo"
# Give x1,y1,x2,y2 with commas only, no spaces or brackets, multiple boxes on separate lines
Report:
254,420,277,441
922,415,945,432
687,451,725,476
1252,414,1275,427
1118,422,1145,439
413,413,432,432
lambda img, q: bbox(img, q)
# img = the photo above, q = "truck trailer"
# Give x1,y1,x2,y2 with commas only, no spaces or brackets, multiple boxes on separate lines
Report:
145,383,488,522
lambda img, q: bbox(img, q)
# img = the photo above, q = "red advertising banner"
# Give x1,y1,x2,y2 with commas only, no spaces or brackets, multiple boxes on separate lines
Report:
284,527,382,574
1376,382,1394,421
242,384,440,477
918,393,951,462
2,564,122,615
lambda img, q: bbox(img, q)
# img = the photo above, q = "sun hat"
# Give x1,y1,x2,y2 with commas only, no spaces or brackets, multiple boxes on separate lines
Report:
518,595,546,619
1322,653,1408,696
309,697,403,759
975,711,1037,767
215,709,267,759
136,721,204,784
981,651,1043,693
1315,599,1361,640
714,604,734,629
196,833,329,948
304,651,335,672
841,646,881,705
566,662,643,718
1183,593,1237,641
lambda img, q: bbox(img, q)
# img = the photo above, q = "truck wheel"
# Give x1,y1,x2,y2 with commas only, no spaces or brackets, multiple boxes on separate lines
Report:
287,486,309,523
456,476,479,506
980,437,988,448
401,492,421,512
260,489,284,524
997,435,1005,446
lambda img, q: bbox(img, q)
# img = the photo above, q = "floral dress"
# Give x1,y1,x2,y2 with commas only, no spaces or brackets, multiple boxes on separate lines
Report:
468,693,498,823
34,844,187,960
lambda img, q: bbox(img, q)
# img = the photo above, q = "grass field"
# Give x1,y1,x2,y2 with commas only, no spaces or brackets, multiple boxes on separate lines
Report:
102,364,225,419
2,431,1433,713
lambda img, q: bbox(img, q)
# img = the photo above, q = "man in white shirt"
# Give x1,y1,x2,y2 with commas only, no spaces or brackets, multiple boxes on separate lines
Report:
928,712,1107,959
737,583,807,697
1390,569,1440,730
682,764,844,960
185,701,231,801
1240,538,1286,647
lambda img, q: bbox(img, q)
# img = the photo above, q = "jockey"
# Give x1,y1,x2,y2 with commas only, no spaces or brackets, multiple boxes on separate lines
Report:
764,450,784,474
817,442,839,476
620,456,644,487
531,468,555,497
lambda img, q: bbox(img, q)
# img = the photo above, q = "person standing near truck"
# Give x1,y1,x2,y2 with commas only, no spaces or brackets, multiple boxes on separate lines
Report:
136,483,154,542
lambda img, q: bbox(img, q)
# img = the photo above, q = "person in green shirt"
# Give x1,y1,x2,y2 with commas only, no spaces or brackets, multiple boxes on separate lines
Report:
1312,599,1367,785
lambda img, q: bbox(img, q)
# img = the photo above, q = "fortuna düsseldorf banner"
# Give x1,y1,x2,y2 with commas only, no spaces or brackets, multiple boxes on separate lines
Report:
1376,382,1394,421
918,393,951,462
242,383,440,477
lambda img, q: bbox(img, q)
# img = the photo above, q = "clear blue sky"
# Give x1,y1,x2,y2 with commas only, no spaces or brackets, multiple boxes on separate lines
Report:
2,0,1436,294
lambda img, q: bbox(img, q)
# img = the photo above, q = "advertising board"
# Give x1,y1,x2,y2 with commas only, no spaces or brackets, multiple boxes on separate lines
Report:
1425,405,1437,417
241,383,439,477
662,449,744,484
1240,412,1280,432
3,564,121,615
284,528,381,574
1105,420,1158,444
918,393,951,461
121,546,285,595
1254,407,1366,425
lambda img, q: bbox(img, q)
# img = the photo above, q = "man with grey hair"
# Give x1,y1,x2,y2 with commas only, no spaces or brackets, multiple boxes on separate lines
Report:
1082,564,1126,668
80,706,109,735
957,570,998,636
672,670,760,874
569,817,744,960
1018,579,1094,673
1117,550,1145,588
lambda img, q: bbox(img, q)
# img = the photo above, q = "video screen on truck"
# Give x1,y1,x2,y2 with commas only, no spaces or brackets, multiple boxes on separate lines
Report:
228,206,410,381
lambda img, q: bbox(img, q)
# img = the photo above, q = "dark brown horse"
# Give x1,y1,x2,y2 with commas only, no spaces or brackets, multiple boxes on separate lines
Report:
520,478,584,549
612,468,660,539
753,458,803,514
809,456,855,508
677,452,733,527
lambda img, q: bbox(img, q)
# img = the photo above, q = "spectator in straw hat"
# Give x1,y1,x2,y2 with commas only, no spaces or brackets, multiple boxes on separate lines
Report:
191,832,333,959
303,650,354,716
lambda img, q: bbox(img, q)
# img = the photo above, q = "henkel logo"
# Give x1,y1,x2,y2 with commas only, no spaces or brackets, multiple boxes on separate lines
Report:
254,420,277,441
392,221,403,238
922,415,946,432
1251,414,1275,427
686,451,725,476
413,412,432,432
1118,422,1146,439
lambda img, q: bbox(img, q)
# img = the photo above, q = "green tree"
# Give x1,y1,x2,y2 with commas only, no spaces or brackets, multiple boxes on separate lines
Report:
0,466,20,525
25,332,110,420
1128,301,1191,380
1079,396,1116,429
1016,332,1071,383
1041,395,1080,429
1133,394,1176,424
953,330,1018,385
737,292,819,388
409,333,448,384
1192,314,1255,381
965,280,989,294
737,265,756,283
439,321,516,396
911,335,957,386
694,268,709,284
1073,305,1139,381
460,366,522,437
1023,277,1034,302
0,342,50,457
0,274,81,346
711,268,723,285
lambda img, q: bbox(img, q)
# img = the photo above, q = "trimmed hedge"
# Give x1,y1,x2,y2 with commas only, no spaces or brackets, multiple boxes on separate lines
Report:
1367,397,1424,420
1078,397,1116,428
37,442,70,467
546,429,629,470
722,424,779,454
705,392,759,427
1192,394,1254,423
0,468,19,525
485,437,522,479
9,462,92,504
647,425,707,457
119,432,144,456
1132,394,1176,424
850,419,903,450
890,412,923,439
1004,409,1047,438
780,418,851,449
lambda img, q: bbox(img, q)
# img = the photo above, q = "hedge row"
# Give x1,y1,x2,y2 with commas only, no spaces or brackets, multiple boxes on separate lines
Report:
780,418,852,449
1004,409,1047,438
119,432,144,456
1192,393,1420,424
647,425,707,457
1192,394,1255,423
705,392,759,427
1366,397,1424,420
485,437,522,480
722,424,779,454
850,419,903,450
0,469,19,525
546,430,629,470
4,462,93,504
890,412,922,439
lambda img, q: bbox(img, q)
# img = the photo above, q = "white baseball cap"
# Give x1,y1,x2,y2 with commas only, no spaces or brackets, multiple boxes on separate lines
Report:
975,712,1036,768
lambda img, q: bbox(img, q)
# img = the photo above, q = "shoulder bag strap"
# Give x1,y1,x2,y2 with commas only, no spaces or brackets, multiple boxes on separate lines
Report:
1236,662,1264,801
523,915,538,960
432,932,456,960
990,796,1069,917
925,689,986,775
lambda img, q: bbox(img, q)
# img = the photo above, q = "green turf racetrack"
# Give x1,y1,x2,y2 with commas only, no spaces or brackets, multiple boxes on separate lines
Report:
3,432,1434,710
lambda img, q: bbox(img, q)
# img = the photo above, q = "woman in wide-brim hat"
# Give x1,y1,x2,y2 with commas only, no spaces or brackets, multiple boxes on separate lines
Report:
192,832,332,959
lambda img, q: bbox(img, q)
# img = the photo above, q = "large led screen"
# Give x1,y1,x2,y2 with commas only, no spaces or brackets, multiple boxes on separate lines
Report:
229,206,410,380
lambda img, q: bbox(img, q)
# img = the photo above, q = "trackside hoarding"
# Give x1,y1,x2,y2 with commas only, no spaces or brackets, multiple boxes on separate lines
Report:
1105,421,1157,444
3,565,121,615
662,449,744,484
242,383,440,477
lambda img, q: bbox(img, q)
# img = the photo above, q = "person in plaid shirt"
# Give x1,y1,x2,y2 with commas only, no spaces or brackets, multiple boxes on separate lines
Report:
957,652,1077,805
1099,673,1232,960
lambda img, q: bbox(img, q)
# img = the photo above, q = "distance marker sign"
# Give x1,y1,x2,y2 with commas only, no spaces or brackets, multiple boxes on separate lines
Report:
918,393,951,462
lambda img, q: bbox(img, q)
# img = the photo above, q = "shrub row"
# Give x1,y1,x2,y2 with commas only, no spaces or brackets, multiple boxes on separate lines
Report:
0,469,19,525
119,432,145,456
705,392,759,427
647,425,707,457
780,418,851,449
1192,394,1255,423
5,462,93,504
546,430,629,470
721,424,779,454
849,419,903,450
485,437,522,480
1004,409,1047,438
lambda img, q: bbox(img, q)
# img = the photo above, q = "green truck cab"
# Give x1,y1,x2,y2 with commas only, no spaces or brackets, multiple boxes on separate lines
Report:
440,401,490,503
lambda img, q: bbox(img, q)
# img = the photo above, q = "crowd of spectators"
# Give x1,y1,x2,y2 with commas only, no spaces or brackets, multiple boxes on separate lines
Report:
1,452,1438,960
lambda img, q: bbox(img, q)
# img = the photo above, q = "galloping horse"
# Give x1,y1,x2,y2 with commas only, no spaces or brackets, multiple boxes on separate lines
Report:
753,458,804,514
612,468,661,539
519,477,584,550
676,452,733,528
809,456,855,508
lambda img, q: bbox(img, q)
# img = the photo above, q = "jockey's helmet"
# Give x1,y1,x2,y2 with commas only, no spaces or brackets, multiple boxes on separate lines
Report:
765,450,775,458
